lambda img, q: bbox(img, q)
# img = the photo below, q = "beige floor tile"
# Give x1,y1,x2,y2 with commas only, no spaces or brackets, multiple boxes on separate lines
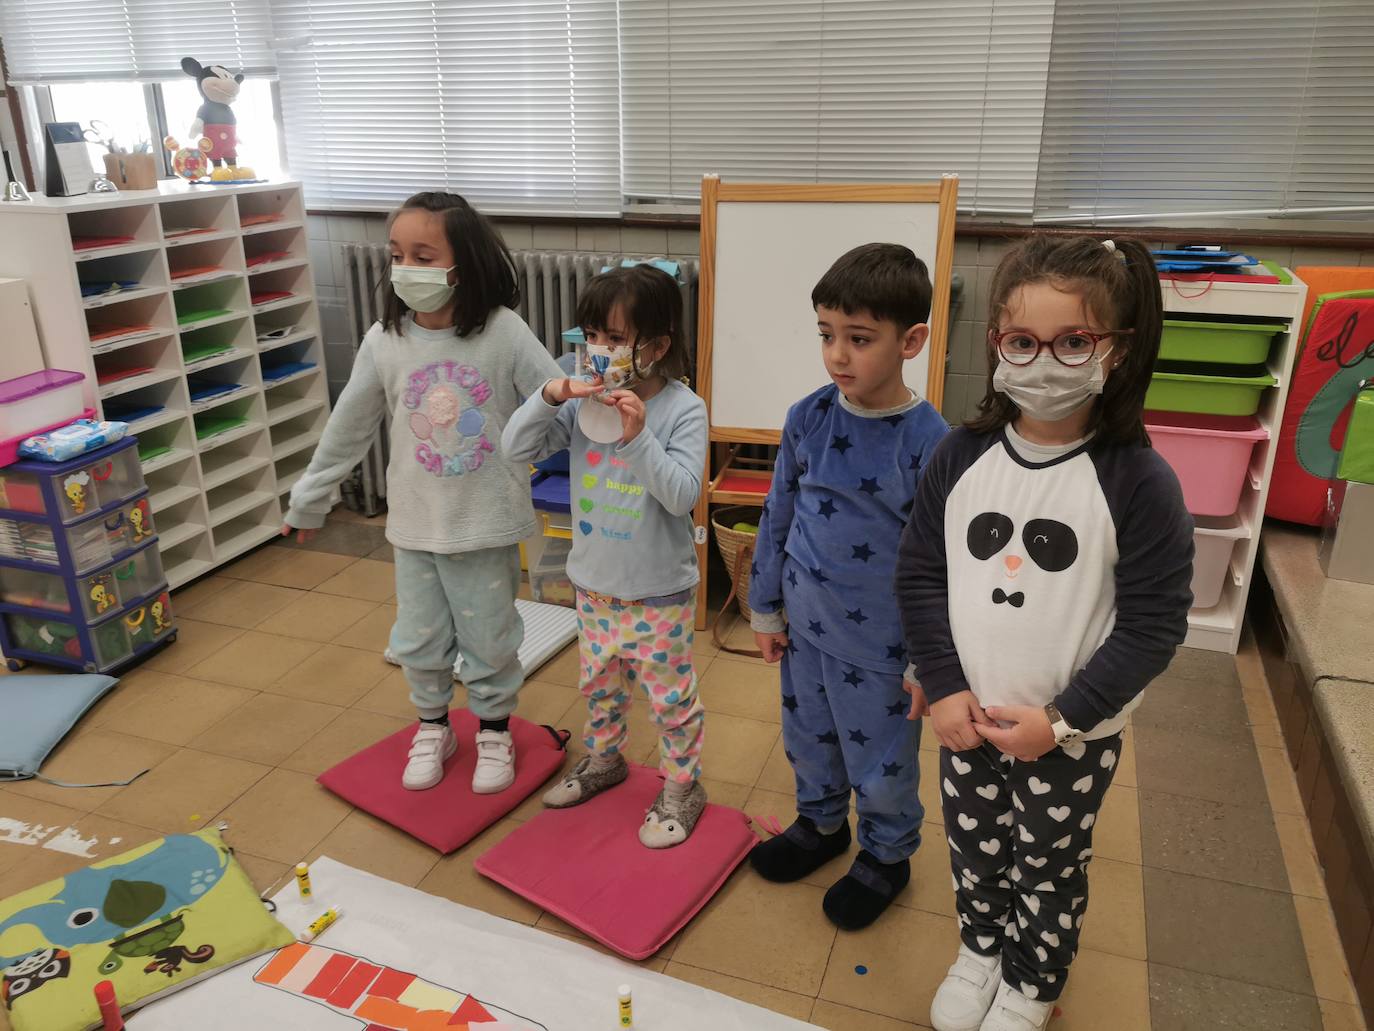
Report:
665,961,816,1021
187,630,322,690
1115,728,1138,789
1275,811,1329,899
810,1000,924,1031
308,809,440,887
94,671,257,746
189,693,344,766
531,642,582,688
1053,947,1150,1031
3,732,176,812
709,614,769,666
314,558,396,602
216,768,352,864
514,679,583,727
673,874,836,994
1077,857,1146,961
281,708,411,776
1320,998,1369,1031
757,734,797,795
172,574,235,616
919,747,942,825
225,547,356,590
820,903,957,1023
0,798,162,898
698,714,779,786
1251,722,1286,750
1259,744,1306,817
260,592,379,643
418,818,543,925
700,778,753,810
178,578,305,628
142,618,245,675
353,668,423,719
234,852,292,896
697,658,784,724
99,748,271,834
906,822,956,918
336,602,397,652
534,911,678,966
1294,894,1362,1005
1092,785,1142,866
264,643,390,706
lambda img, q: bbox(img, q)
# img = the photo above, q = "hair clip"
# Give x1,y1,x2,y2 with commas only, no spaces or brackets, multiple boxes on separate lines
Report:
1101,239,1116,253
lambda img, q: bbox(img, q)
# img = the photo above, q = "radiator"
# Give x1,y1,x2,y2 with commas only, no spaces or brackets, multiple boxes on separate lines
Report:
339,245,700,516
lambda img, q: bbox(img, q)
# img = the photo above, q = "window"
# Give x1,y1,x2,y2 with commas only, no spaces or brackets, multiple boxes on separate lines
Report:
271,0,622,215
48,81,153,171
162,77,282,178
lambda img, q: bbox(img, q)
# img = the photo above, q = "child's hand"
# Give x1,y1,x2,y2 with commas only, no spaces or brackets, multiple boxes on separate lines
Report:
280,522,318,544
608,390,646,442
974,705,1056,762
543,376,603,405
755,631,788,663
930,691,993,751
903,677,929,720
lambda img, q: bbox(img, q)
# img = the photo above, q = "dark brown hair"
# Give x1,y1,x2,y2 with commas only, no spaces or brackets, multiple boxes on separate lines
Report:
968,235,1162,447
811,242,932,330
576,264,691,383
381,191,518,338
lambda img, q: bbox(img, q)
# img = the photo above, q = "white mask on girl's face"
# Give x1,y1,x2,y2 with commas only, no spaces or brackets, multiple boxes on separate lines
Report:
391,264,456,313
992,348,1114,422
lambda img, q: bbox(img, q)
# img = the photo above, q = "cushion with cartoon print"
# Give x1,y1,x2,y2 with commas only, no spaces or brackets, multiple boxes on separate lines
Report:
0,827,293,1031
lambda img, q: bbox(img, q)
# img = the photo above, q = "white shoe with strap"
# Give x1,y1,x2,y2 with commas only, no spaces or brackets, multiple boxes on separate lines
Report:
472,729,516,794
930,945,1003,1031
401,721,457,791
979,979,1053,1031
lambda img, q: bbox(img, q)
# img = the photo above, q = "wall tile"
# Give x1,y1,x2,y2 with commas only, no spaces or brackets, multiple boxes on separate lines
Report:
1291,247,1364,268
939,372,966,424
326,215,369,244
307,215,331,242
592,226,623,253
320,302,349,347
947,320,976,375
499,223,534,251
307,239,334,288
576,225,600,251
623,226,670,256
961,374,987,422
324,339,356,381
977,237,1013,268
950,264,975,320
667,229,700,256
364,216,389,246
532,225,578,251
954,237,979,266
1249,246,1295,269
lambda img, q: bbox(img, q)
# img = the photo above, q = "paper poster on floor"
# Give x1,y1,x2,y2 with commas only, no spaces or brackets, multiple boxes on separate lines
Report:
131,856,819,1030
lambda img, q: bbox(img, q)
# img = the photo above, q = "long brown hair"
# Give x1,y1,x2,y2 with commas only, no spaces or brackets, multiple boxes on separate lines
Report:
968,235,1162,447
381,191,519,338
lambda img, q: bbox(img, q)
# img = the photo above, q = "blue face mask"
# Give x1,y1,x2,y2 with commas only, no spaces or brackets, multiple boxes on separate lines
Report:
391,264,455,313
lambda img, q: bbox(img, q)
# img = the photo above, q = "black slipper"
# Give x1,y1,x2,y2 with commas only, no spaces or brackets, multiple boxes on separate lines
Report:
749,816,851,882
822,849,910,930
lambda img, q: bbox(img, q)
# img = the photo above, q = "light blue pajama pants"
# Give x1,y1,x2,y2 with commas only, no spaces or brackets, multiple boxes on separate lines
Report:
388,545,524,722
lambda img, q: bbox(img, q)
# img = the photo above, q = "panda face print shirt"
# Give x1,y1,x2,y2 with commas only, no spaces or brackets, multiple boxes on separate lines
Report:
895,424,1194,740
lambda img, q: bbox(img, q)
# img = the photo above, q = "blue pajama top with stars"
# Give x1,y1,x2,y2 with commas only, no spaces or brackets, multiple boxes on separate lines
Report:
749,383,949,674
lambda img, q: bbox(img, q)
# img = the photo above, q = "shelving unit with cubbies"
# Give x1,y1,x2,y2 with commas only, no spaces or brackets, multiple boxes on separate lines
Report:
0,180,331,589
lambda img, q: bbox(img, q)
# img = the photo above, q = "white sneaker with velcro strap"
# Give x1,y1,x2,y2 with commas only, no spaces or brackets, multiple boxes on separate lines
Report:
930,944,1003,1031
401,721,457,790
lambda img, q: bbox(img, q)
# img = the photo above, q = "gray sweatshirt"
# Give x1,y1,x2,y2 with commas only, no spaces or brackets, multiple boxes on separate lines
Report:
285,309,563,553
501,379,707,601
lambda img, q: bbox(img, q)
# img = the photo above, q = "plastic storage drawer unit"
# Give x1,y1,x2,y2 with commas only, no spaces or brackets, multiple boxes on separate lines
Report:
1158,320,1281,365
1190,515,1249,609
1145,362,1277,417
1145,411,1269,517
0,369,85,441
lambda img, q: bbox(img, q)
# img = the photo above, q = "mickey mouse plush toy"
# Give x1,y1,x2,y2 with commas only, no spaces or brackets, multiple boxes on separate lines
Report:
165,57,256,182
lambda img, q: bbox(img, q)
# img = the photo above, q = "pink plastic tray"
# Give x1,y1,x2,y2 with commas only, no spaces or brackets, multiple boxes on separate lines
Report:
1145,411,1269,518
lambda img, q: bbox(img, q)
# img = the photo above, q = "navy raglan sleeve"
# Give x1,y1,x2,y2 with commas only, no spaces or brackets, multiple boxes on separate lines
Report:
895,430,978,704
1054,450,1194,731
748,401,810,631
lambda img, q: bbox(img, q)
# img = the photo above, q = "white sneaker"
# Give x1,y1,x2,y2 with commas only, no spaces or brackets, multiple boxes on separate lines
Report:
401,722,457,790
472,730,516,794
930,945,1003,1031
979,980,1052,1031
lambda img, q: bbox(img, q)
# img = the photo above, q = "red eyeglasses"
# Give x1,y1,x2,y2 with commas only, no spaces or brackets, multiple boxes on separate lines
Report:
989,328,1132,367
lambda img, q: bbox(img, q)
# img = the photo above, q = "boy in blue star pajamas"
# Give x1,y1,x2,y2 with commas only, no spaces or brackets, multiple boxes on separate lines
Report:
748,243,949,930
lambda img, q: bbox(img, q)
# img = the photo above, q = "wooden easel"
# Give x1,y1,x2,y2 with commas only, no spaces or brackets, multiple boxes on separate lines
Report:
691,176,959,629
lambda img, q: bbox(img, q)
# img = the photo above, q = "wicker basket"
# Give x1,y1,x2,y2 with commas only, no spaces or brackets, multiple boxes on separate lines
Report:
712,506,760,621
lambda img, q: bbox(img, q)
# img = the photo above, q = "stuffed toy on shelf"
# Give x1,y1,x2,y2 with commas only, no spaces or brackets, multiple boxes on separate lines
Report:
163,56,257,182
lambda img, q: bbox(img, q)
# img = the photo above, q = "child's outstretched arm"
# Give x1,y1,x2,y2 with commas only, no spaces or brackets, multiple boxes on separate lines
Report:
282,333,387,540
614,396,707,517
747,407,806,661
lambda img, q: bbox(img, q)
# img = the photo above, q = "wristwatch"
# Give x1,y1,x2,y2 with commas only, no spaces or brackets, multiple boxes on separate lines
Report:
1044,702,1082,747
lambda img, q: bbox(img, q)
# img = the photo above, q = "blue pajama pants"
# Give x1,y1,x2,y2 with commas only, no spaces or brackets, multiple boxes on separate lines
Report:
779,630,924,863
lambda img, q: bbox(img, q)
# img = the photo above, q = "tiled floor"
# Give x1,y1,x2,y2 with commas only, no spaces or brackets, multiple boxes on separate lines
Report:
0,512,1365,1030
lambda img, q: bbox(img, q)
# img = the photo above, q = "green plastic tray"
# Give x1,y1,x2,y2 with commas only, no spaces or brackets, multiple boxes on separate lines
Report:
1146,362,1276,416
1159,319,1280,365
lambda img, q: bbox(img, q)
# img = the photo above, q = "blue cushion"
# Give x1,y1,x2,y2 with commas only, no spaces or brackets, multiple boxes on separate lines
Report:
0,674,117,779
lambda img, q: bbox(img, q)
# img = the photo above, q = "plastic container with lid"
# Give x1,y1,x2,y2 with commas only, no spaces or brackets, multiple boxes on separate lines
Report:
1145,411,1269,517
1158,319,1281,366
1145,362,1276,417
0,370,85,441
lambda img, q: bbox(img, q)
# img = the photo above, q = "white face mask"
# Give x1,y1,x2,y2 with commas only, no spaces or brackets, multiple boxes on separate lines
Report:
391,264,456,313
992,349,1113,422
582,342,653,394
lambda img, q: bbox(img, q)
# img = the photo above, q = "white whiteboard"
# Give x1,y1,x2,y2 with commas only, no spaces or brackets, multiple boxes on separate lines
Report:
708,199,944,434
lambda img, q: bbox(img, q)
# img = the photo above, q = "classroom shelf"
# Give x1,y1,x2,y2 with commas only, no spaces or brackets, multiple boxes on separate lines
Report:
267,395,326,426
0,180,328,587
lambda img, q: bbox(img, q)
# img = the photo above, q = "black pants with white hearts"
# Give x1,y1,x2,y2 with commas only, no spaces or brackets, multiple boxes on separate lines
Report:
939,733,1122,1002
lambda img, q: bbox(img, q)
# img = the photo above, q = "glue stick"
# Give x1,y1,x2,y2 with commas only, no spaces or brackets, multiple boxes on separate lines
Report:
299,906,343,943
93,980,124,1031
294,861,312,899
618,984,633,1027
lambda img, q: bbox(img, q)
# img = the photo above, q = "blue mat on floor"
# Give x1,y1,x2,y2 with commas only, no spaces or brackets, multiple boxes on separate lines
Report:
0,674,116,780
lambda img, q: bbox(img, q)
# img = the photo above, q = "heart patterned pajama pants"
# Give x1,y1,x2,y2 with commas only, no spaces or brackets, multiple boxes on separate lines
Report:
939,733,1122,1001
575,588,704,784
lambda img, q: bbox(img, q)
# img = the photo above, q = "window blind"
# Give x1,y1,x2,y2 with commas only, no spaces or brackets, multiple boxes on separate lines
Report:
0,0,275,83
272,0,621,216
1034,0,1374,221
619,0,1054,215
